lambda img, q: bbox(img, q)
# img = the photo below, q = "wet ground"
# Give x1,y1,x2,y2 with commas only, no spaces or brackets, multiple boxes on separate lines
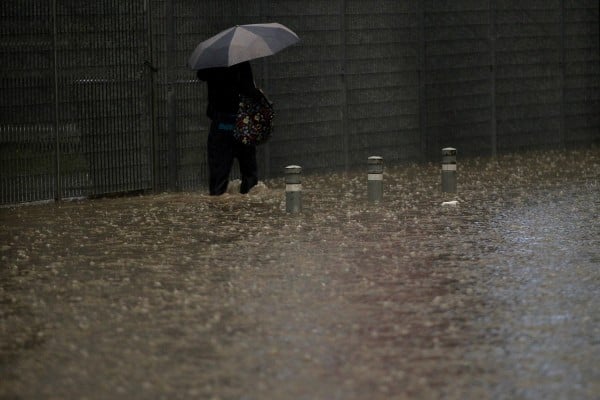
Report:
1,148,599,400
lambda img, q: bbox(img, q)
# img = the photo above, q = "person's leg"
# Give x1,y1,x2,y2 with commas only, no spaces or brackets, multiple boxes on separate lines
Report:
234,142,258,194
207,122,235,195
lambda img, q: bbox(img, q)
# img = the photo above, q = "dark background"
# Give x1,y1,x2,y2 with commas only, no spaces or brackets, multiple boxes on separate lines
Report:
1,0,598,204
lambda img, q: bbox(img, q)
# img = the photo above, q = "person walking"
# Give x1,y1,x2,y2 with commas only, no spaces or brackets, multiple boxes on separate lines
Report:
197,61,261,195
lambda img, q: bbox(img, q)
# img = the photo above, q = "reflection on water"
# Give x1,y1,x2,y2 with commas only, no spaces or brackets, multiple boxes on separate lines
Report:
1,149,598,399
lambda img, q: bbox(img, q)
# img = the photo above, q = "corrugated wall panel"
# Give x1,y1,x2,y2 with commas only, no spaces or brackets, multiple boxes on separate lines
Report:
261,0,345,174
564,1,599,146
424,1,493,156
495,0,563,150
345,0,419,165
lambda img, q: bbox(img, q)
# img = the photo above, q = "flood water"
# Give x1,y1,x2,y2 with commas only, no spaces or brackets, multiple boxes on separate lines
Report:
1,149,599,399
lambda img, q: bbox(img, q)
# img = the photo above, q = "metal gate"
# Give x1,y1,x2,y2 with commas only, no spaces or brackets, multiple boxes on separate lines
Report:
0,0,153,204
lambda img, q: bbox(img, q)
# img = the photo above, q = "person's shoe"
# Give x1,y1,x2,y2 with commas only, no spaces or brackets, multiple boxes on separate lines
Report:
226,179,241,194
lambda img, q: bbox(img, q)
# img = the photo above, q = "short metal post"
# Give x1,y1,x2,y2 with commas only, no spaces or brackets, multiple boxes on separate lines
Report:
442,147,457,193
285,165,302,213
368,156,384,202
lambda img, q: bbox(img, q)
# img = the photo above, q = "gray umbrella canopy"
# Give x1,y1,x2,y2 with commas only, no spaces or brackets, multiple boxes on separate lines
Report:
188,23,300,70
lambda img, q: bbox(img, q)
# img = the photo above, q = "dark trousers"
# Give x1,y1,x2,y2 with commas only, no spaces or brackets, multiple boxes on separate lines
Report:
207,121,258,195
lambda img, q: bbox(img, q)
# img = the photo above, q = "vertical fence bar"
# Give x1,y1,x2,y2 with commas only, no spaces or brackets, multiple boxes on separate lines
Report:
52,0,61,201
110,0,117,193
417,1,427,160
559,0,566,148
115,0,123,191
127,0,134,190
121,0,128,191
340,0,349,172
489,0,497,158
100,2,108,194
166,0,178,190
114,0,121,192
144,0,159,192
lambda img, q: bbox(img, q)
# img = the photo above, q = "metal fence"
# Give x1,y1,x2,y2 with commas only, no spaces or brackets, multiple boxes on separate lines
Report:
1,0,598,204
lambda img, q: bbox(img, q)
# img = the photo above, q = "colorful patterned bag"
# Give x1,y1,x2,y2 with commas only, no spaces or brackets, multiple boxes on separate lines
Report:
233,90,274,146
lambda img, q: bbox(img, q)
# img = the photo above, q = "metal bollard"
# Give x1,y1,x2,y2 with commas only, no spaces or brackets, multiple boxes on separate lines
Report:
367,156,384,202
441,147,457,193
285,165,302,213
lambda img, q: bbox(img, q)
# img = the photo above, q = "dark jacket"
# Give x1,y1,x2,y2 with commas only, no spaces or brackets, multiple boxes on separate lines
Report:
196,61,260,120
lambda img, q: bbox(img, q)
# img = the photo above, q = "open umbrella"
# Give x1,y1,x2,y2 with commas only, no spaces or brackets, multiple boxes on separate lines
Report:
187,22,300,70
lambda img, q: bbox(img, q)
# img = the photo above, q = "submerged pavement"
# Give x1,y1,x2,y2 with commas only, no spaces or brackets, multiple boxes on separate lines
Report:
1,148,599,399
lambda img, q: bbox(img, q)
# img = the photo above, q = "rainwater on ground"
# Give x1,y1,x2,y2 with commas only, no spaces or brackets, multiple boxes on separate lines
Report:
1,148,599,400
